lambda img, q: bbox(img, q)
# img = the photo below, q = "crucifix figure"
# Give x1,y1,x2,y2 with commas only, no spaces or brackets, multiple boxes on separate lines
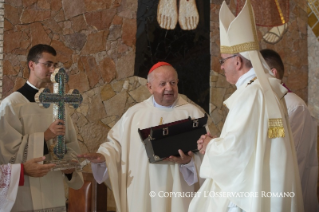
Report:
35,68,83,160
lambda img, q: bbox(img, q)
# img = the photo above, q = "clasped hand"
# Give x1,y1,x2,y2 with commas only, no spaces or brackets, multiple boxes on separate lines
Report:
197,132,217,154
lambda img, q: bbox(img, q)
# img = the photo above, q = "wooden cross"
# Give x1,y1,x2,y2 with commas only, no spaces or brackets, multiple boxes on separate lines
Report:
36,68,83,159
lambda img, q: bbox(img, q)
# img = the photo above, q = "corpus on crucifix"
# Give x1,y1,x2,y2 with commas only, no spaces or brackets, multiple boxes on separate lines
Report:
35,68,85,171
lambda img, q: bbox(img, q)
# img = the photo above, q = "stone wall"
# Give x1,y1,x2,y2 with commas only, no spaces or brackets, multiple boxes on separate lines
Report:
0,0,3,101
2,0,309,153
308,26,319,120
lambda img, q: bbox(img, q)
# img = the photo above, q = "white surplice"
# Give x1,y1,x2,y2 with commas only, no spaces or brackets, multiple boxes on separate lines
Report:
0,92,84,212
285,92,319,212
94,95,205,212
189,69,304,212
0,164,20,212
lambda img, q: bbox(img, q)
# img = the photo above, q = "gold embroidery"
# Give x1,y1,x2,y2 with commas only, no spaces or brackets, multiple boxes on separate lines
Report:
220,42,258,54
246,77,257,86
274,0,286,24
159,117,163,125
268,118,285,138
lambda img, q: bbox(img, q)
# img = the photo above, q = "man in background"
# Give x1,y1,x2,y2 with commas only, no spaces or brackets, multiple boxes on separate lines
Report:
261,48,318,212
0,44,83,211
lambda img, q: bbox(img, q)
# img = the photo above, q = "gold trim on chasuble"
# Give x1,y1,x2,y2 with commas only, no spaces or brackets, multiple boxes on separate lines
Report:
268,119,285,138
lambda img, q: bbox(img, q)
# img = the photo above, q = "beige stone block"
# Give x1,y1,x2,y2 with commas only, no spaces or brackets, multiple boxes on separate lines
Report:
209,103,217,114
138,77,147,86
216,74,230,88
76,104,89,116
80,121,110,152
101,116,118,126
100,84,116,101
129,85,151,103
210,74,219,82
211,108,223,125
111,80,125,93
122,80,129,90
210,87,226,109
107,120,117,128
116,49,135,80
217,120,224,132
103,90,127,117
76,113,88,128
124,94,136,112
207,122,220,137
86,93,107,122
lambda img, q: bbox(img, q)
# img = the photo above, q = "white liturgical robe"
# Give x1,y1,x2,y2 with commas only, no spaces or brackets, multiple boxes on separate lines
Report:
0,164,20,212
0,92,83,212
94,95,204,212
189,69,304,212
284,92,319,211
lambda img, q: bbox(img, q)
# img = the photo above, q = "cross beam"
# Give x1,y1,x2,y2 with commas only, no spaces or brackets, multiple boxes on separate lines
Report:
36,68,83,159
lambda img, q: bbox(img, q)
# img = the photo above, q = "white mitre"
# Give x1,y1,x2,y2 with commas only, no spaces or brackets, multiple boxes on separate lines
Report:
219,0,286,138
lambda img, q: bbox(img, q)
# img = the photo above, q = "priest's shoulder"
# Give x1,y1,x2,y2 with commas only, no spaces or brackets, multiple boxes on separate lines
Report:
284,92,307,109
0,92,28,107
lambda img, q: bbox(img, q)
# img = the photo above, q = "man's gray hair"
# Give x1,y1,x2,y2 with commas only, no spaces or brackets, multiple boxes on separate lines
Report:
238,54,253,69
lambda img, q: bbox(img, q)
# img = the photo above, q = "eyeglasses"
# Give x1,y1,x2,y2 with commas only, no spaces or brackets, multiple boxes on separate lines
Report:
37,62,58,69
219,55,237,65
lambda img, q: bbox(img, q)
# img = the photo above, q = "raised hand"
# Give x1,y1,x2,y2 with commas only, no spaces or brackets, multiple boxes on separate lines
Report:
164,149,193,164
77,153,106,164
44,119,65,141
23,156,56,177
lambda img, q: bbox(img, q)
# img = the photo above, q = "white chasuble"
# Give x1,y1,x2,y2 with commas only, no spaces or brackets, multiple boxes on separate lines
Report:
188,78,304,212
97,95,205,212
0,92,83,212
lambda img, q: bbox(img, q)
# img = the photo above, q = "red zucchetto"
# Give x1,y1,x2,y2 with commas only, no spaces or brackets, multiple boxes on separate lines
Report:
148,62,172,74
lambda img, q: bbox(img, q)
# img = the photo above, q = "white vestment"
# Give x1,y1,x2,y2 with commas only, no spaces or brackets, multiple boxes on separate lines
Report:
189,71,303,212
0,164,20,212
0,92,84,212
284,92,319,211
96,95,204,212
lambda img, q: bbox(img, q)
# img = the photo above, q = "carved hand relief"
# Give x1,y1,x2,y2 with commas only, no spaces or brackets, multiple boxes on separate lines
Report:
157,0,199,30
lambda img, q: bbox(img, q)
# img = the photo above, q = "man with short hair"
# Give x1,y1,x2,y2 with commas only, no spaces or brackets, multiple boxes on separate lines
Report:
261,48,319,212
0,44,83,211
189,1,303,211
79,62,205,212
